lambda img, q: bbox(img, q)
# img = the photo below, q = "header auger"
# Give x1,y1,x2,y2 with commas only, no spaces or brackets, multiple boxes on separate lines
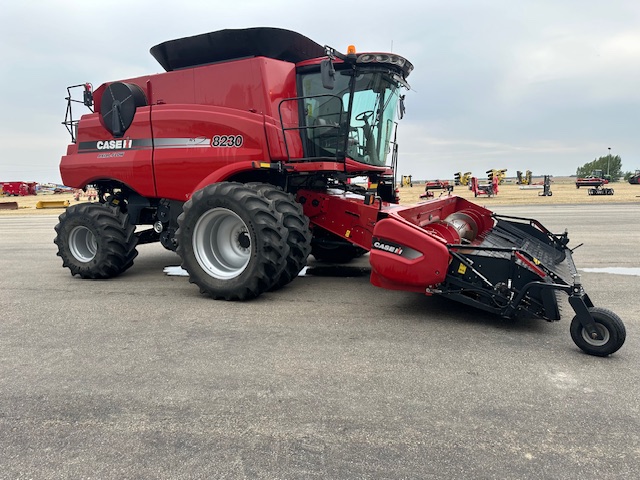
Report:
56,27,625,356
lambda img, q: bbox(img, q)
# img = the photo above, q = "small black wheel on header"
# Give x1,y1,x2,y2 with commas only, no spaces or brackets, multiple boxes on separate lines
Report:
570,307,626,356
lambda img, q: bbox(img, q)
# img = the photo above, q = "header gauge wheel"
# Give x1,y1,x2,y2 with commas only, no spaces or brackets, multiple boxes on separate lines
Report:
570,307,626,356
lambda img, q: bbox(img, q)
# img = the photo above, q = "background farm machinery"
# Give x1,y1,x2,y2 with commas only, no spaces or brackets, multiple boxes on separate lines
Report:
470,173,500,197
517,170,533,185
455,169,506,193
0,182,38,196
454,172,472,187
538,175,553,196
400,175,413,187
575,170,608,188
419,180,452,199
588,185,614,196
487,168,508,185
575,170,613,195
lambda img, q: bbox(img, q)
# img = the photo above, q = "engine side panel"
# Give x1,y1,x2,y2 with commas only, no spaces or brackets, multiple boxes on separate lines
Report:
60,110,155,197
151,106,270,200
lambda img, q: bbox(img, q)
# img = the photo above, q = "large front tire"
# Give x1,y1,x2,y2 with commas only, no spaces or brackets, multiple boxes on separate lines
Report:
176,182,289,300
570,307,626,356
54,203,138,279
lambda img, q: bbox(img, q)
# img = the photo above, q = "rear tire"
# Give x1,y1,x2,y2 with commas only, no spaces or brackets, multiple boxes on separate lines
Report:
54,203,138,279
176,182,289,300
246,183,311,290
570,307,626,356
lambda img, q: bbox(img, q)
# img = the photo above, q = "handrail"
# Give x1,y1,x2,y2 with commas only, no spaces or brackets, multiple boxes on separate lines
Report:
277,94,345,163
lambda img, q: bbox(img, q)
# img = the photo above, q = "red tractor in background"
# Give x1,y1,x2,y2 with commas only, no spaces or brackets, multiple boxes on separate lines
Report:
56,27,625,356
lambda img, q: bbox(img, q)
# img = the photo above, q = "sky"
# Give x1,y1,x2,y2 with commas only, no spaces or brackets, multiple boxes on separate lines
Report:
1,0,639,184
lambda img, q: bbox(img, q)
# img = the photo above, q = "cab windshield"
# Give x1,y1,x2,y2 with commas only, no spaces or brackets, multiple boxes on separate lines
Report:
299,69,402,166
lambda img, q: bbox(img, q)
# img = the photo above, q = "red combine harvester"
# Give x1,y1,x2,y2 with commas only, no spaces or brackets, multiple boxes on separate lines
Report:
56,28,625,355
1,182,38,196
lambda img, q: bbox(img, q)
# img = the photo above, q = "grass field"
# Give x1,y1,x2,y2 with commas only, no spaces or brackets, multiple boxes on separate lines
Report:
1,177,638,216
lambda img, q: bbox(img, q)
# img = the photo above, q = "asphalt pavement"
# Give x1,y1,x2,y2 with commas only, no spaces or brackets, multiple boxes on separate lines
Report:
1,203,639,479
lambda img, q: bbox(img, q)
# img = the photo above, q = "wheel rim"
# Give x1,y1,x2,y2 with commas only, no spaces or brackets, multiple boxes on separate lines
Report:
581,323,610,347
193,208,251,279
69,226,97,262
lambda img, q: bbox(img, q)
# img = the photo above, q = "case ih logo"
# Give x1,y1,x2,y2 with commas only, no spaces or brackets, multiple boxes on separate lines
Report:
97,139,133,150
372,239,404,256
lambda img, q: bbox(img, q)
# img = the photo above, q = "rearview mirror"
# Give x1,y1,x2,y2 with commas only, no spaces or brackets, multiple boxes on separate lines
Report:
320,59,335,90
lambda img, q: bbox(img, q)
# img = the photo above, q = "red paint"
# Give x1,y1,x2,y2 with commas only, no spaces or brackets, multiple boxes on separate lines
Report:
61,57,300,198
1,182,38,196
297,189,494,291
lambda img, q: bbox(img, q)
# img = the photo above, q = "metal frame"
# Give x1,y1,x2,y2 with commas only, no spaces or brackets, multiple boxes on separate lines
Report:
63,84,93,143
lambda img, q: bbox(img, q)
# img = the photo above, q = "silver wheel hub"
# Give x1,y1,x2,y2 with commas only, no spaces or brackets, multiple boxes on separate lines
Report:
69,226,97,262
193,208,251,279
582,323,610,346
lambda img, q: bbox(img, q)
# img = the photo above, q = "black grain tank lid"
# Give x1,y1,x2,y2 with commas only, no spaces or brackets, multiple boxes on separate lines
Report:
150,27,326,71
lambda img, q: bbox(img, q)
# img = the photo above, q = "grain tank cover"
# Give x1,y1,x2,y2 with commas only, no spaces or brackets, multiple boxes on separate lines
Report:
150,27,327,72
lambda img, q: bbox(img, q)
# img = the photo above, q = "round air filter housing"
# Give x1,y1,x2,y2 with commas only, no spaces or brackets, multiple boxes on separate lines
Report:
100,82,147,137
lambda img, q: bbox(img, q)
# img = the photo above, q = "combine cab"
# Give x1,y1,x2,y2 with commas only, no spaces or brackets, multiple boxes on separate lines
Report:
55,27,625,356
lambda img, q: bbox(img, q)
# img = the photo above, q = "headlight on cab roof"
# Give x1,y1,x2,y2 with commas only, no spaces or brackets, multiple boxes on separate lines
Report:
356,53,414,76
